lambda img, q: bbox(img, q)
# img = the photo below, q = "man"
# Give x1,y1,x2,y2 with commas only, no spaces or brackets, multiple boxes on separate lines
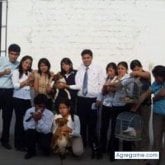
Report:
0,44,20,149
23,94,54,159
69,49,105,147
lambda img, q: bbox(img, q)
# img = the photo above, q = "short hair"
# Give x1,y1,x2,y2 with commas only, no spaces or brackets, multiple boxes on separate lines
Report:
152,65,165,79
81,49,93,57
130,60,142,70
8,44,21,53
34,94,48,106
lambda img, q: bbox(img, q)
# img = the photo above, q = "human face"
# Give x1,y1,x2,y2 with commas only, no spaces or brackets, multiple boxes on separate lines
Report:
107,67,116,78
132,66,142,72
62,63,71,73
59,103,70,117
154,76,164,84
82,54,93,67
39,63,49,73
118,64,127,77
35,104,45,112
8,51,19,63
22,59,32,72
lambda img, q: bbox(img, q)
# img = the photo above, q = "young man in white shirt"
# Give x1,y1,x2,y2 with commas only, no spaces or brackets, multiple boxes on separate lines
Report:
0,44,20,149
69,49,105,148
23,94,54,159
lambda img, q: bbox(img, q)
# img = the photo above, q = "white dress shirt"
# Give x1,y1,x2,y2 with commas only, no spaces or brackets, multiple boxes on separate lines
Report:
0,56,19,88
23,107,54,134
53,114,81,137
70,63,105,98
12,69,31,100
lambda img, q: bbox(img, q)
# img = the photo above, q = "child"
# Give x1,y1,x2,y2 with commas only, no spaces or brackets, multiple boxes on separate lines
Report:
96,62,118,154
133,65,165,165
52,99,83,157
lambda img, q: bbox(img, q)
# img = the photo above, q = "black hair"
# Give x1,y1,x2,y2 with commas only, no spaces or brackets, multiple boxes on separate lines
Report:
130,59,142,70
152,65,165,80
118,61,128,70
18,55,33,78
34,94,48,106
106,62,118,76
60,57,73,76
8,44,21,54
57,99,74,122
81,49,93,57
38,58,51,78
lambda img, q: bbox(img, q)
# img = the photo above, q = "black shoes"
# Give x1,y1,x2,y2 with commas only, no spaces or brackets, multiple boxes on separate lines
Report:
24,152,36,159
1,143,12,150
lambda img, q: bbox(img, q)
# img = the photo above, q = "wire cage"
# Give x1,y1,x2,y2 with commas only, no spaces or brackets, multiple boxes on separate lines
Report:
115,112,143,141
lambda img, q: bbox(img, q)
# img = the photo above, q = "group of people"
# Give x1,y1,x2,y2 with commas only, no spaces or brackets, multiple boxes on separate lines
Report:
0,44,165,165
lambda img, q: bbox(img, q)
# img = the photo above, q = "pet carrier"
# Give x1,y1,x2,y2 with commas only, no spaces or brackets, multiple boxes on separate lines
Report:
115,112,143,141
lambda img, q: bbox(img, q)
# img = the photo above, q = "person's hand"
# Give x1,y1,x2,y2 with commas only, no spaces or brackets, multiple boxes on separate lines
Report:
4,68,11,75
60,126,72,134
33,111,42,121
96,100,102,107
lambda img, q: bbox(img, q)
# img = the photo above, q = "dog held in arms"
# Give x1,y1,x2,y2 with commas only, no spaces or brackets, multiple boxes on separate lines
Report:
51,117,71,158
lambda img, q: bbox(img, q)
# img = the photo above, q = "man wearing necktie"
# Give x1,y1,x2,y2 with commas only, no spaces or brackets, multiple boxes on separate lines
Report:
69,49,105,149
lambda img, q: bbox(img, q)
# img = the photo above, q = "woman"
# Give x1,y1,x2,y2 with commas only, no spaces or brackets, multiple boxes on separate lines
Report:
109,61,134,161
59,58,78,112
33,58,54,109
53,99,83,157
96,62,118,154
12,55,33,151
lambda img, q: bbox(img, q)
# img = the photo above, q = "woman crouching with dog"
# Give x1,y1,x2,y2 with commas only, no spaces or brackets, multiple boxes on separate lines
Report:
52,99,84,157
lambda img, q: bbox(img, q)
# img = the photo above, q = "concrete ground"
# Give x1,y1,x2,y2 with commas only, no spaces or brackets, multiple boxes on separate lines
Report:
0,110,164,165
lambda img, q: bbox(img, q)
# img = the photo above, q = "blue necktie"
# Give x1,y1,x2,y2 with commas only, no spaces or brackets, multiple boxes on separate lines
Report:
82,67,88,96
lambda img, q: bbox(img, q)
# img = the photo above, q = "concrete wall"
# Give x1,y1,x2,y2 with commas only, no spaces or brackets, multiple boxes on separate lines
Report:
7,0,165,72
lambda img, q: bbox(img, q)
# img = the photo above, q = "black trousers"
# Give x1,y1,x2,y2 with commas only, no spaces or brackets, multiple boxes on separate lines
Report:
100,105,113,152
77,96,97,147
13,98,31,148
108,106,133,160
25,129,52,155
0,88,13,144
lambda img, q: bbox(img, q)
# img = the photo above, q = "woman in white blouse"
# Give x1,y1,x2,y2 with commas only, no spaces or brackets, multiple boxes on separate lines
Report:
53,99,83,157
12,55,33,151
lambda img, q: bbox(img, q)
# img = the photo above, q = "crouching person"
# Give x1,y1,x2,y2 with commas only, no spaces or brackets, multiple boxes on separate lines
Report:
23,94,54,159
52,99,84,157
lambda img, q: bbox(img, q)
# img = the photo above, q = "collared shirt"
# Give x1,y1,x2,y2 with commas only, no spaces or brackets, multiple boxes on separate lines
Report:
70,63,105,98
150,82,165,115
53,114,81,137
12,69,31,100
0,56,19,88
23,107,54,134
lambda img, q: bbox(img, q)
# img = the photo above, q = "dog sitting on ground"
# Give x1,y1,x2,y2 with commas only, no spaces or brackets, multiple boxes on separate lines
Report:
51,117,71,157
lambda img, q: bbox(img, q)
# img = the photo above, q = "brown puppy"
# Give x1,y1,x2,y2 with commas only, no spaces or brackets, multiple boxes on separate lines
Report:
51,118,71,155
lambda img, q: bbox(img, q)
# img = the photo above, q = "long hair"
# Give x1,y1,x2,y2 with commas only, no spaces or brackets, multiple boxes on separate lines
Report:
60,58,74,76
57,99,74,122
18,55,33,78
38,58,51,79
106,62,118,80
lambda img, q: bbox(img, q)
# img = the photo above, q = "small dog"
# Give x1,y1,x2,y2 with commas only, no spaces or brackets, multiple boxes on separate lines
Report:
51,117,71,158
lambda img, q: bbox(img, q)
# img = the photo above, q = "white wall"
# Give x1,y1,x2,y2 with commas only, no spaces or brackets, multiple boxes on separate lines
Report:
7,0,165,72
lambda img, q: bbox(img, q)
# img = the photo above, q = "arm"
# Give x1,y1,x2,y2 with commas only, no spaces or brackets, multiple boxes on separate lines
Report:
33,71,39,93
153,88,165,102
70,116,81,137
36,111,54,134
130,70,151,80
131,90,151,112
12,70,29,89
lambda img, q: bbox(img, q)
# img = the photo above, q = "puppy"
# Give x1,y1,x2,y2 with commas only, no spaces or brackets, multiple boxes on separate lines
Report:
51,118,71,157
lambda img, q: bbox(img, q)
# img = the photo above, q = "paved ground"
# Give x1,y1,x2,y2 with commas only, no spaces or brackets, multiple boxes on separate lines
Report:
0,110,164,165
